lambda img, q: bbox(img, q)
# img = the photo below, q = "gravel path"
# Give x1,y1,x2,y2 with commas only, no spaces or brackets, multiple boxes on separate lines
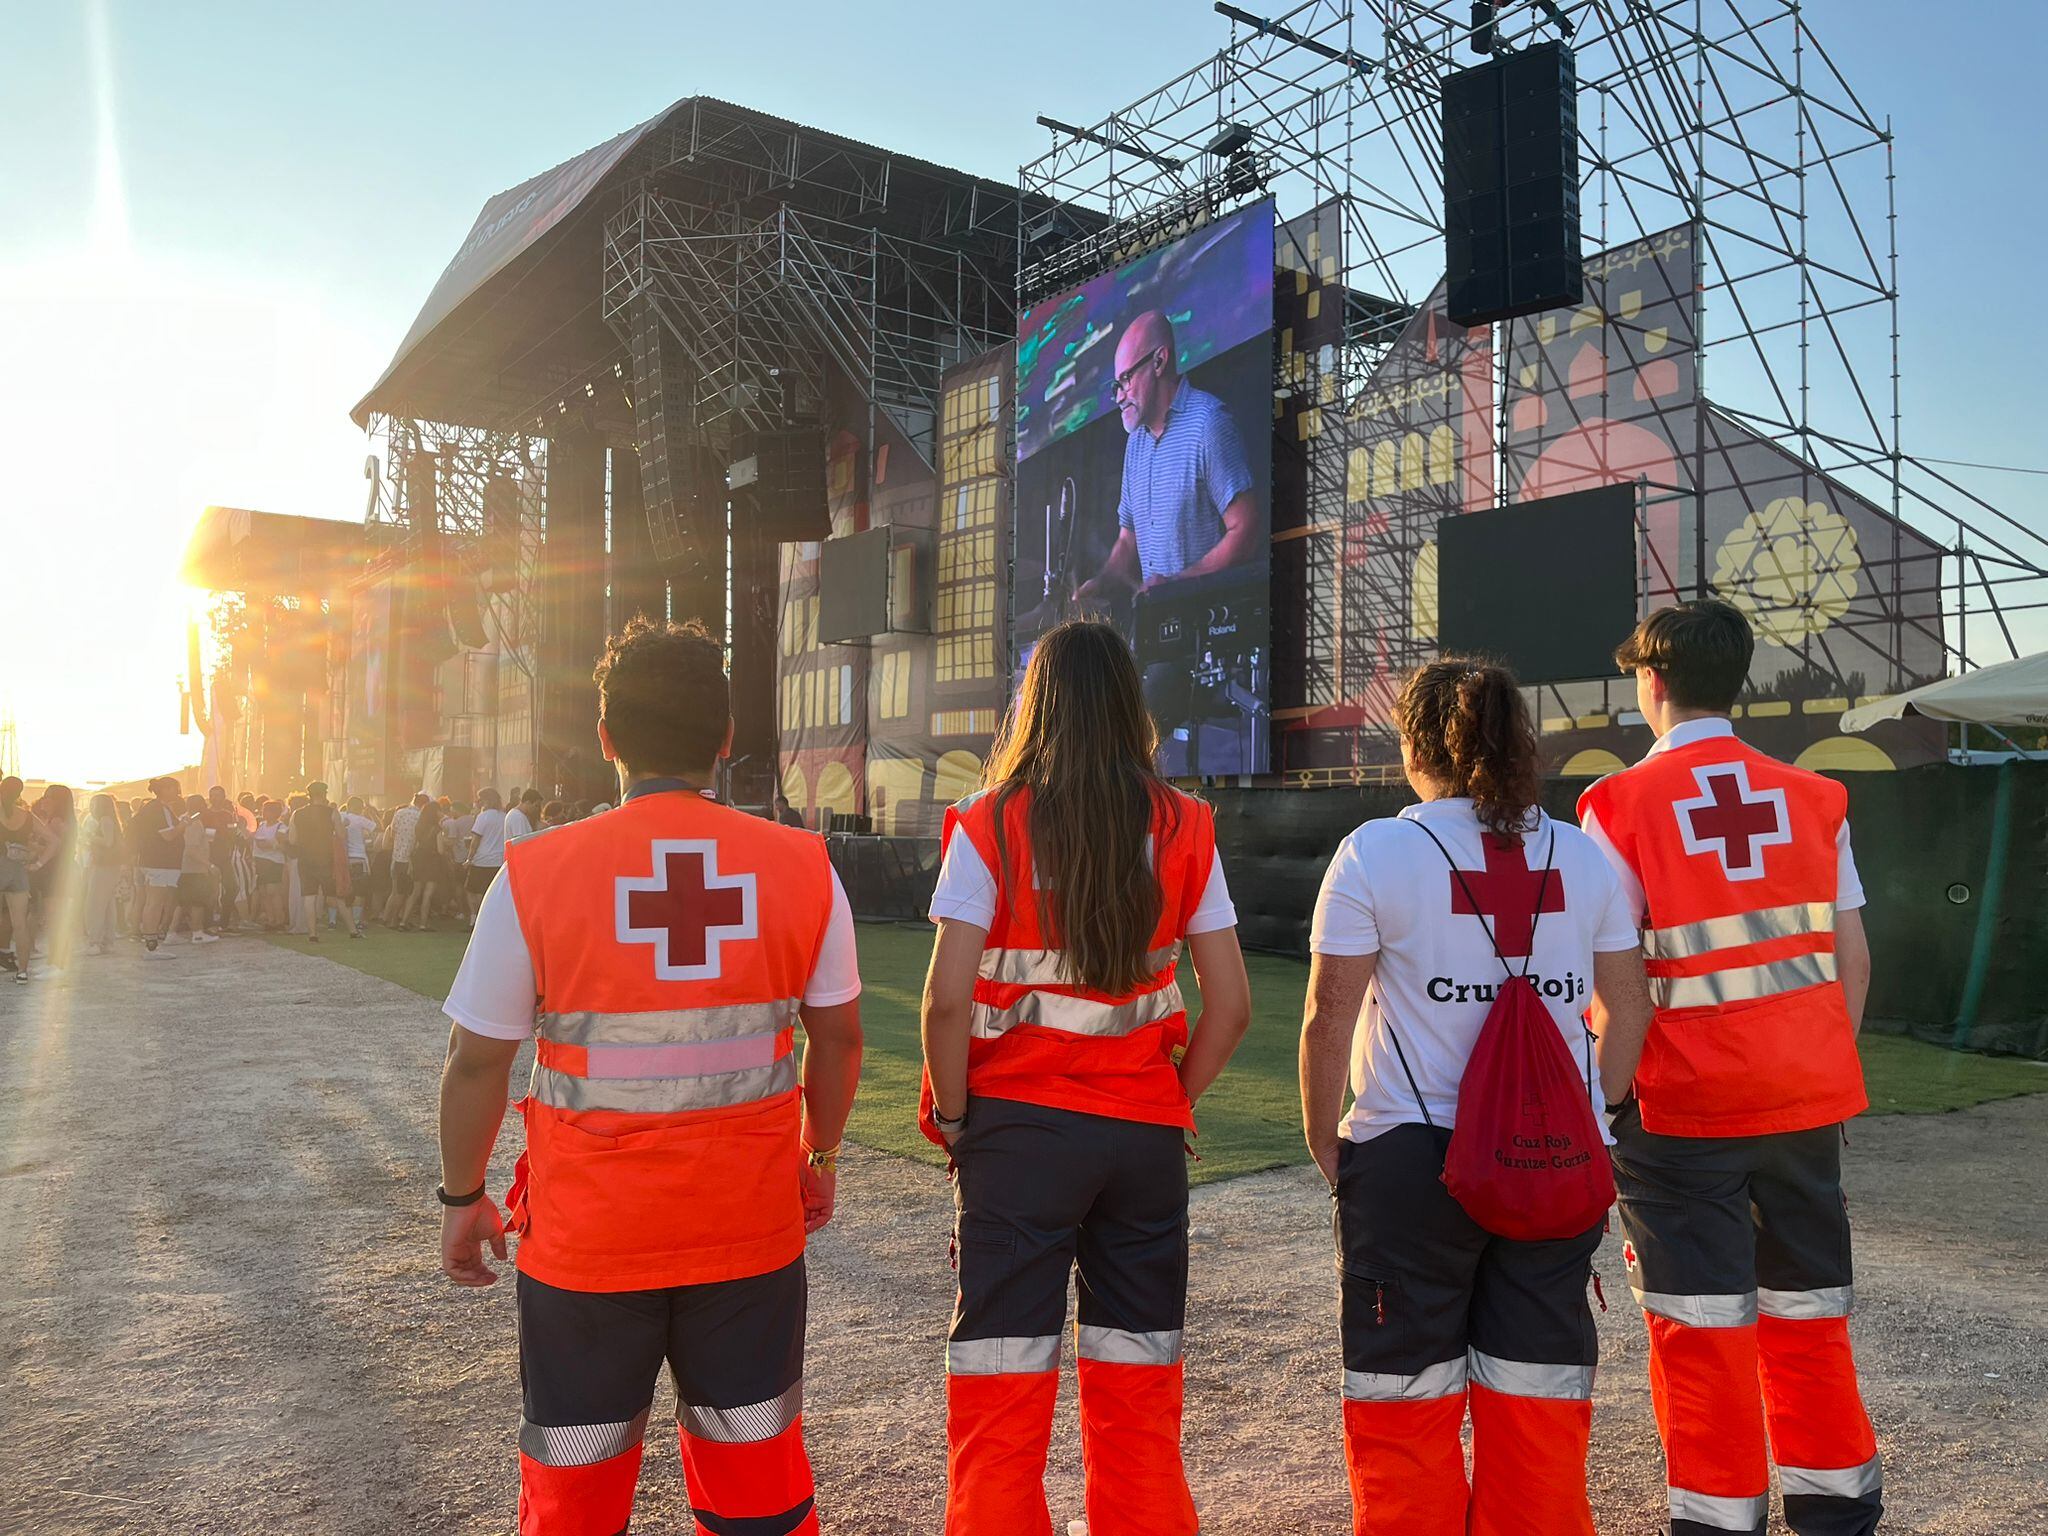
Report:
3,938,2043,1534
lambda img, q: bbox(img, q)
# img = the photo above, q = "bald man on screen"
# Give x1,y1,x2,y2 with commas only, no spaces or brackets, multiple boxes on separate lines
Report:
1076,310,1261,602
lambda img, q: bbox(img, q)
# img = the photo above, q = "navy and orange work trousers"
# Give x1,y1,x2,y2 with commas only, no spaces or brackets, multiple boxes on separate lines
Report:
944,1096,1198,1536
1613,1105,1882,1536
515,1258,815,1536
1334,1123,1603,1536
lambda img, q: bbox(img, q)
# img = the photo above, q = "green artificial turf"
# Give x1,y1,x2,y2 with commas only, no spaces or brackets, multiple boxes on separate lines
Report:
274,921,2048,1183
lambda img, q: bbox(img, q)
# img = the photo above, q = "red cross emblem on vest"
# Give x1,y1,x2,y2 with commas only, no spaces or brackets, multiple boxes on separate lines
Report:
615,839,758,980
1448,835,1565,959
1672,761,1790,882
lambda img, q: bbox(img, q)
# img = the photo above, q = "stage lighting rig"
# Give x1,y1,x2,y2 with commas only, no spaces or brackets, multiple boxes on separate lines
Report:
1214,4,1377,79
1018,152,1270,307
1206,121,1257,159
1035,114,1182,172
1469,1,1496,55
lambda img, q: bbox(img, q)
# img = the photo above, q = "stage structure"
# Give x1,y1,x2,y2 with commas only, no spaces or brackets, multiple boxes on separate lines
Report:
1017,0,2048,781
180,507,374,796
352,100,1052,812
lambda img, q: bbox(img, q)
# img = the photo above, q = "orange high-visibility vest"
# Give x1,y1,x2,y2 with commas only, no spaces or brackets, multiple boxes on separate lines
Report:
502,790,835,1292
920,784,1216,1137
1578,734,1867,1137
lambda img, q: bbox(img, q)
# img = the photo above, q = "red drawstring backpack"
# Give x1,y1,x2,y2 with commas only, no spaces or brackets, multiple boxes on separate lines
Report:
1385,820,1615,1242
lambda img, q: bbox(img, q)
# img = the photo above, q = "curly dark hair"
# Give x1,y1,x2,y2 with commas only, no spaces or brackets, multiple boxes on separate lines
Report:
592,615,729,775
1394,657,1542,839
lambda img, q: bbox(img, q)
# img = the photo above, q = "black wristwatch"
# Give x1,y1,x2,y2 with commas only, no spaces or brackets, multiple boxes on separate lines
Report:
436,1182,486,1208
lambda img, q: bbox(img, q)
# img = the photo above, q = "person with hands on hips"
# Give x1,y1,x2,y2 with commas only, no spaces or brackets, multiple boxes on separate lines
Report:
919,618,1252,1536
436,616,862,1536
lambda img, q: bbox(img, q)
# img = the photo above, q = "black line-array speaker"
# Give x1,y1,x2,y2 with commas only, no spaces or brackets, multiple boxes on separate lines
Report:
732,427,830,543
1443,39,1582,327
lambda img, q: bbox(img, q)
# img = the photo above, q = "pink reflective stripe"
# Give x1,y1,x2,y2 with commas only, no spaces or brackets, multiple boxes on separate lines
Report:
581,1030,784,1080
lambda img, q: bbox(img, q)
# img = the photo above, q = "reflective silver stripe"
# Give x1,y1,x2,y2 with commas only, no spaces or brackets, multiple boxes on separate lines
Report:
680,1381,802,1444
970,981,1185,1040
1076,1326,1182,1366
1466,1349,1594,1401
1644,902,1835,962
1651,950,1837,1011
1778,1454,1882,1500
977,943,1182,986
518,1408,650,1467
530,1053,796,1113
539,997,801,1046
1668,1486,1768,1530
1634,1288,1759,1328
1341,1357,1468,1402
947,1334,1061,1375
1758,1284,1854,1320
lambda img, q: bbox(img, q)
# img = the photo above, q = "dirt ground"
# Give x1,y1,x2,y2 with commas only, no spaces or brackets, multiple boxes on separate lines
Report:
3,938,2044,1535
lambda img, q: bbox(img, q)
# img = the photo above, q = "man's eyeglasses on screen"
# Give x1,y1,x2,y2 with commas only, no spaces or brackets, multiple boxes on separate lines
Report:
1112,347,1166,398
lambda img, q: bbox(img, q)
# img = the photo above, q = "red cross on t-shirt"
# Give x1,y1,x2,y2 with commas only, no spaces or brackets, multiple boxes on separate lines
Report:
1683,770,1783,877
1448,835,1565,958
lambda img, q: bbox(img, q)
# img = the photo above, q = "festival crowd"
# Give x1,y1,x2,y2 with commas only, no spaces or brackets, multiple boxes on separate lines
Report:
0,776,626,982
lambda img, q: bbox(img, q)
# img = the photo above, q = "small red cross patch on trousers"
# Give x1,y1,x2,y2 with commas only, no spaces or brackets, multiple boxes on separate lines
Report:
615,840,758,980
1672,761,1790,881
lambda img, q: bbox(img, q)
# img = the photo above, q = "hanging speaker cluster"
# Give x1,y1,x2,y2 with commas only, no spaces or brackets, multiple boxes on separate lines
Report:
1442,39,1583,327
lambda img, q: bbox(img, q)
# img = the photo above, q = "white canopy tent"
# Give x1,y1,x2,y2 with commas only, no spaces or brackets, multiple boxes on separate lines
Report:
1841,650,2048,733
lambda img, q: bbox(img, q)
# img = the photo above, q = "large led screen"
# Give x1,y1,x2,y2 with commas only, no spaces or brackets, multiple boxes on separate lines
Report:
1014,198,1275,777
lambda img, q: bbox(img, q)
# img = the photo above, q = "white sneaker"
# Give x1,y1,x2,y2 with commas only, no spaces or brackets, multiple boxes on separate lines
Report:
191,932,220,945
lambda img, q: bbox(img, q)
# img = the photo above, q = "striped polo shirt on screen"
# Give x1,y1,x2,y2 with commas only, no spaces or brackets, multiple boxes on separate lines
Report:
1117,375,1256,582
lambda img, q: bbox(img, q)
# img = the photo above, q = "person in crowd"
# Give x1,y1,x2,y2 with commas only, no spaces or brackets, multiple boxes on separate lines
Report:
774,793,805,829
435,616,863,1536
464,788,506,925
540,799,569,830
251,800,289,930
503,787,544,844
177,794,222,946
400,800,447,932
1578,599,1883,1536
282,791,310,922
381,793,425,928
1299,658,1653,1536
129,777,186,952
80,793,127,957
31,784,80,972
202,786,242,933
1,777,60,981
341,796,378,938
919,619,1252,1535
289,782,344,942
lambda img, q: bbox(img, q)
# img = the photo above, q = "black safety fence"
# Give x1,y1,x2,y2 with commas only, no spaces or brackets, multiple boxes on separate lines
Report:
1209,765,2048,1060
831,764,2047,1059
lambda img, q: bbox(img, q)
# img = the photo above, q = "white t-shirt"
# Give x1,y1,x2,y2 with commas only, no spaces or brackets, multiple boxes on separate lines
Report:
928,838,1238,935
469,807,507,867
340,812,377,863
1577,717,1866,920
1311,800,1639,1144
503,807,537,844
446,861,862,1040
252,822,287,863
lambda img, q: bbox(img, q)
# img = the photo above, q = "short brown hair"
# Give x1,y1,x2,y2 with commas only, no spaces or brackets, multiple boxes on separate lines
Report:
1615,599,1754,712
594,616,730,775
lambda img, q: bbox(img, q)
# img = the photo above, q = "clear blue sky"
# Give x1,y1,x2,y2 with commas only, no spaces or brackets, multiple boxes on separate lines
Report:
3,0,2042,782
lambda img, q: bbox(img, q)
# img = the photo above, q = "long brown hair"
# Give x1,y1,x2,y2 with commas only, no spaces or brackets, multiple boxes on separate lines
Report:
1394,657,1542,839
984,620,1178,994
